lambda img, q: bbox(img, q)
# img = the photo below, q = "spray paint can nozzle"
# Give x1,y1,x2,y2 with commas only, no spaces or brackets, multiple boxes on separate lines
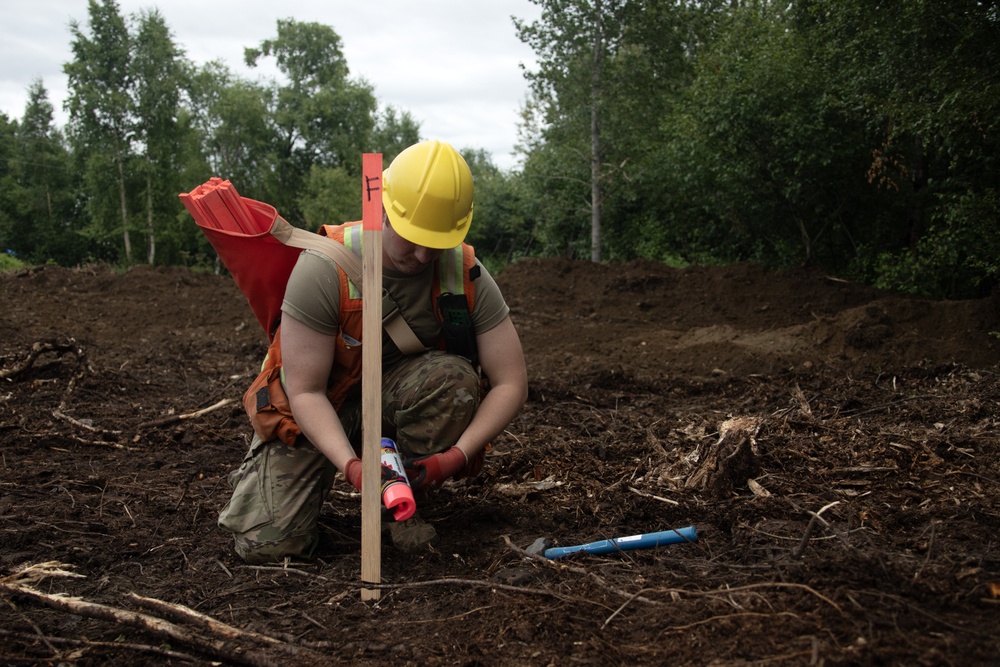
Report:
380,438,415,522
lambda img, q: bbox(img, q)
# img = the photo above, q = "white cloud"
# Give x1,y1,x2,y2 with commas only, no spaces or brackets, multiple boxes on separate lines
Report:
0,0,540,170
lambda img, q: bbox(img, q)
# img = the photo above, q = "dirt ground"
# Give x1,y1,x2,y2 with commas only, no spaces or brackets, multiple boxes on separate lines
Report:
1,258,999,666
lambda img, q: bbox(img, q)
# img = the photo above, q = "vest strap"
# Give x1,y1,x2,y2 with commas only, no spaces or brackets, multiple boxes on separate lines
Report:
381,290,426,355
271,216,427,355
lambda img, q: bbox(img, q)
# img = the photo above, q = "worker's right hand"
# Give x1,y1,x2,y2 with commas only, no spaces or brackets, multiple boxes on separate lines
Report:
344,457,363,491
345,457,405,492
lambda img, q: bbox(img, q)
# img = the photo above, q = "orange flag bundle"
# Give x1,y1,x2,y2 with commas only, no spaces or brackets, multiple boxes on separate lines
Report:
180,178,303,339
179,177,262,234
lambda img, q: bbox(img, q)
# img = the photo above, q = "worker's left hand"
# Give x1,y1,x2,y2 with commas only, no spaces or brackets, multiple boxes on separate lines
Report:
405,447,467,491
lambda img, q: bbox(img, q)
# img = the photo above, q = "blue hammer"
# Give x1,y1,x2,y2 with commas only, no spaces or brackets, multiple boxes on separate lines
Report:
528,525,698,559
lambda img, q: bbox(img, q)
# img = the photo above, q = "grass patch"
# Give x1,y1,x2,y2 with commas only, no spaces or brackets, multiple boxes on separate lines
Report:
0,253,27,272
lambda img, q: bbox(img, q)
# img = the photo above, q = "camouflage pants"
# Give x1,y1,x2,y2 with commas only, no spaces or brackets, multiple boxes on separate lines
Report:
218,351,480,563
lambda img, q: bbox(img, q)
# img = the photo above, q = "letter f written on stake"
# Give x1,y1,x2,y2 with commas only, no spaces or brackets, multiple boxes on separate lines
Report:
360,153,383,601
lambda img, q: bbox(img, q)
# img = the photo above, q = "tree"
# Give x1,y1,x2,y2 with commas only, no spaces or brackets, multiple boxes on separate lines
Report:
0,113,18,255
188,61,276,199
299,165,358,230
131,9,188,264
805,0,1000,296
594,0,709,262
64,0,135,264
296,105,421,231
516,0,626,262
8,81,83,264
654,3,877,268
463,148,536,265
245,19,377,223
370,105,421,163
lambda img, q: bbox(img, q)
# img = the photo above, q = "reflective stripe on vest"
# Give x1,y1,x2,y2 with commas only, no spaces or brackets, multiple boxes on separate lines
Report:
340,223,465,299
437,243,465,296
343,224,364,299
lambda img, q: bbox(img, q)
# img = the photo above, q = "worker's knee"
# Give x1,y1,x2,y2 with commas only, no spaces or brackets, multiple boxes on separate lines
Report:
386,352,481,456
218,435,334,563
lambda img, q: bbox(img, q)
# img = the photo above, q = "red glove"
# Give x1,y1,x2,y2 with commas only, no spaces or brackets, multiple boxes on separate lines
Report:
344,458,363,491
405,447,467,491
344,457,404,493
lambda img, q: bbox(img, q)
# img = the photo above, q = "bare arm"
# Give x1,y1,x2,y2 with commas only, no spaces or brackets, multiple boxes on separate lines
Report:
453,315,528,460
280,314,357,473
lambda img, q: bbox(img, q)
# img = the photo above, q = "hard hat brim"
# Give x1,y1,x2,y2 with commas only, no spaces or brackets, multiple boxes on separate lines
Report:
383,204,473,250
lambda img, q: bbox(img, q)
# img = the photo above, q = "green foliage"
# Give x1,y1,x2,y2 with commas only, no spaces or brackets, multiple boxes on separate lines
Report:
463,151,537,263
0,113,14,241
65,0,135,264
244,19,377,223
187,63,276,198
869,188,1000,298
801,0,1000,295
299,165,359,230
515,0,631,261
132,9,190,265
371,106,421,163
0,83,93,266
509,0,998,296
5,0,997,299
0,252,26,271
657,4,877,267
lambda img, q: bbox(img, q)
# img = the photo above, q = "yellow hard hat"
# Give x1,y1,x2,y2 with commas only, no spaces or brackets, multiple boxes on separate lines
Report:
382,140,474,249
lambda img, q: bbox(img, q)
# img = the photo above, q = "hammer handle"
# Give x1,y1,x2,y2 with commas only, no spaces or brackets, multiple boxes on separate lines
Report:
543,525,697,559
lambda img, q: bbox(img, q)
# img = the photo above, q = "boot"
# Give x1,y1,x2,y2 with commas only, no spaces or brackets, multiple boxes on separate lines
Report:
388,514,438,552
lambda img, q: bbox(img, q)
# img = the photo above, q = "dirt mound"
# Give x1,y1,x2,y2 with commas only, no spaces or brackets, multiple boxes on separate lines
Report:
1,260,999,666
502,258,1000,379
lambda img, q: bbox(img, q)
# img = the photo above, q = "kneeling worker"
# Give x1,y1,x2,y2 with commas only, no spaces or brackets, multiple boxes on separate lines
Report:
219,140,528,562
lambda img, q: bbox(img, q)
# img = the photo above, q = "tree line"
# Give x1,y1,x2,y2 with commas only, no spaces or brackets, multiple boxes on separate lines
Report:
1,0,997,298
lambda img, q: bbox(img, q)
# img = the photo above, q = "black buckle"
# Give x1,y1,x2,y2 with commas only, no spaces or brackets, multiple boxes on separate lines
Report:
436,292,478,365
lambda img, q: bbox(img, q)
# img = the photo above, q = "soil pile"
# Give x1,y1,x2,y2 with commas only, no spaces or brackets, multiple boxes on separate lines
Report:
1,260,998,665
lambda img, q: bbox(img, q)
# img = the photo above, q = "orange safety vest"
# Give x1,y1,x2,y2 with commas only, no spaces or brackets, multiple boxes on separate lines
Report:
243,221,478,447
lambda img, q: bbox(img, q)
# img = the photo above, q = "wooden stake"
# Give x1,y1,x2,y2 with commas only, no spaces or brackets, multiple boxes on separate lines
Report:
360,153,384,601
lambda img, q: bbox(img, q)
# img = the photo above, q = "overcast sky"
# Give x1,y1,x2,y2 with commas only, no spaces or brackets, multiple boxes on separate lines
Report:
0,0,541,170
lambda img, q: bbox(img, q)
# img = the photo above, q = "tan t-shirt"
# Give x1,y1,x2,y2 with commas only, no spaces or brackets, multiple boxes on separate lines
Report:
281,249,510,367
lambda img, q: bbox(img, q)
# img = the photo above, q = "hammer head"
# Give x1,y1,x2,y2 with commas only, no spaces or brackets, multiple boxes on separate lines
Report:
525,537,551,556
